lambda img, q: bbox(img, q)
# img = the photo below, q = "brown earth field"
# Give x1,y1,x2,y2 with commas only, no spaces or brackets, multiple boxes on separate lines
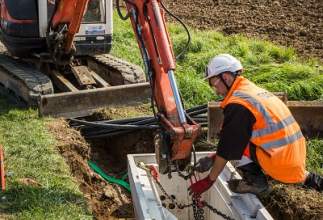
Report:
163,0,323,60
46,104,323,220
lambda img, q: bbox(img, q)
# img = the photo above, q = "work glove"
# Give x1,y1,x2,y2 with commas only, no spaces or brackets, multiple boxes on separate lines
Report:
188,175,215,197
194,153,216,173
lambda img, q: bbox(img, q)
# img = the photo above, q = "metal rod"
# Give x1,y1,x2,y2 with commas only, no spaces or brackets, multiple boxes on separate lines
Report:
167,70,186,124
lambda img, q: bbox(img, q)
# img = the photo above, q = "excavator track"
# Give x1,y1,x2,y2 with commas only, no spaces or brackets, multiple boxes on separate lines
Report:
0,53,53,105
90,54,146,84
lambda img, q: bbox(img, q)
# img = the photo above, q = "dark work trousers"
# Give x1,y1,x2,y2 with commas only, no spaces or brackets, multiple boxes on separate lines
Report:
237,145,268,186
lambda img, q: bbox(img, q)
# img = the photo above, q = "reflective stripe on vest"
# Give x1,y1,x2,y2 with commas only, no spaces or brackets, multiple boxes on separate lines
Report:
232,91,302,150
261,130,303,149
233,91,274,125
252,115,296,138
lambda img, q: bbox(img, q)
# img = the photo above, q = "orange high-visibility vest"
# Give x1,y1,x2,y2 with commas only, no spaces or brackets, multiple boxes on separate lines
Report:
220,76,306,183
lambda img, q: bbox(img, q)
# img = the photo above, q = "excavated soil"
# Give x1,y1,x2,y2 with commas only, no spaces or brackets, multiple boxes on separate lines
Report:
164,0,323,60
47,118,155,219
261,183,323,220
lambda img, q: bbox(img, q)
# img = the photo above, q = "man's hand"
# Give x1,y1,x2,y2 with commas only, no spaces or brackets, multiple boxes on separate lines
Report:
195,153,216,173
188,176,215,197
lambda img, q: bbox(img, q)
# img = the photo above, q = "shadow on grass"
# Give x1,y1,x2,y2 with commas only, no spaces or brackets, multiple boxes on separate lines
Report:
0,183,87,216
0,89,28,116
0,90,28,116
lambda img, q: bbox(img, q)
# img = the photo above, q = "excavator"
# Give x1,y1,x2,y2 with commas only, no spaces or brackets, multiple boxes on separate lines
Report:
0,0,147,117
0,0,200,173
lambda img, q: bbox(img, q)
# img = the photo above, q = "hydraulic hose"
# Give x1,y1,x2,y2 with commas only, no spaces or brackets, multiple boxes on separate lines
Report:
116,0,130,20
159,1,191,60
88,161,131,192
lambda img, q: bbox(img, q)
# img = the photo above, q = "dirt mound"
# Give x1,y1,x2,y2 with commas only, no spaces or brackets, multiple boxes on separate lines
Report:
164,0,323,60
261,183,323,220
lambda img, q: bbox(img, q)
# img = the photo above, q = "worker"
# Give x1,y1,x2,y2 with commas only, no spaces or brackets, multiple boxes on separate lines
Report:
188,54,323,197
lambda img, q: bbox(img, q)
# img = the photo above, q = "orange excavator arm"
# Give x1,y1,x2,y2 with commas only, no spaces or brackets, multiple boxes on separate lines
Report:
120,0,200,172
48,0,90,63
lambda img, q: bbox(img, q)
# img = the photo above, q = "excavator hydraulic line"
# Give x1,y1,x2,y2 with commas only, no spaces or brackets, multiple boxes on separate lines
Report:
124,0,200,164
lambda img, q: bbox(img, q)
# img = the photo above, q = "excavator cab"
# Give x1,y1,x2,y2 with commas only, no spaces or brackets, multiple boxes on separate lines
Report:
0,0,112,57
76,0,113,55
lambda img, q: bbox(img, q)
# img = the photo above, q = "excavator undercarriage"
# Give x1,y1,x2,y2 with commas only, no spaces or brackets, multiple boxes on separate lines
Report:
0,49,150,117
0,0,151,118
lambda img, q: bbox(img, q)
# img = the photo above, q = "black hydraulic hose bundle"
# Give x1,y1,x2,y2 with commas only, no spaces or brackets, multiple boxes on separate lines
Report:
69,104,208,139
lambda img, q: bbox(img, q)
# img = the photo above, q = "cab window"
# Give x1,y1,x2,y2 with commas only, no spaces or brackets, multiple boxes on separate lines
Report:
83,0,105,23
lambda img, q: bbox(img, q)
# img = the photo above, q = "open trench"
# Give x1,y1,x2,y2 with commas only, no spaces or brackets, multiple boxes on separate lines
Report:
47,118,155,219
47,105,323,220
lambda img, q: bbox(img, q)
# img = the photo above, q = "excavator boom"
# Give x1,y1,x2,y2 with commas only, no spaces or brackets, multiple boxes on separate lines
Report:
122,0,200,171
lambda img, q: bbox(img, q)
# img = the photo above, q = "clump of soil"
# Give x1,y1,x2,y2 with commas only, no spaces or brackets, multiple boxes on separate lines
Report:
261,183,323,220
164,0,323,60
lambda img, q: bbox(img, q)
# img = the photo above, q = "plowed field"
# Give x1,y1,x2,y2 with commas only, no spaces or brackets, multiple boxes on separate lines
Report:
164,0,323,60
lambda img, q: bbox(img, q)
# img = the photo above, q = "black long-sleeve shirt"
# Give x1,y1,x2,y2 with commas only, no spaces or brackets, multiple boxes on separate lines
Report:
216,103,256,161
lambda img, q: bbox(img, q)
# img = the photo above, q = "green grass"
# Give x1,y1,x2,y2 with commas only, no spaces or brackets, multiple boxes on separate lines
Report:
0,96,91,220
111,12,323,107
307,139,323,175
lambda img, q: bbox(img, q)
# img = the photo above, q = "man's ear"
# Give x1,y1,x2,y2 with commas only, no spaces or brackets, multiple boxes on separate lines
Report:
222,72,235,85
222,72,231,81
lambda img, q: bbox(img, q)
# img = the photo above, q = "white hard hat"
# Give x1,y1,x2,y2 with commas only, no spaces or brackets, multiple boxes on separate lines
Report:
205,54,243,80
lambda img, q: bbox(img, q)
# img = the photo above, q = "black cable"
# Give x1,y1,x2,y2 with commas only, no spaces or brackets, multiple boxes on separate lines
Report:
160,1,191,60
83,117,159,138
116,0,130,20
79,117,158,136
70,118,159,130
94,116,153,124
188,109,207,117
69,104,209,138
75,117,158,132
186,104,207,113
